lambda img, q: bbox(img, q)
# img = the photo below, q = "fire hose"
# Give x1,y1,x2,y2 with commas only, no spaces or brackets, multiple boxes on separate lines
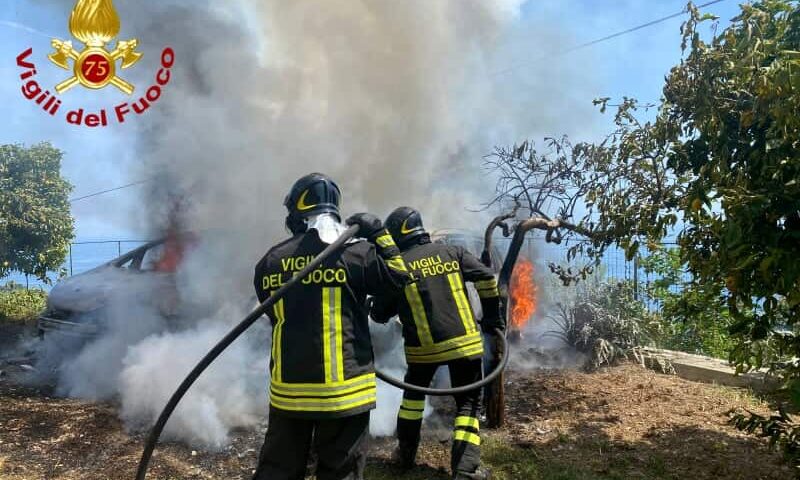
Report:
135,224,510,479
374,332,508,396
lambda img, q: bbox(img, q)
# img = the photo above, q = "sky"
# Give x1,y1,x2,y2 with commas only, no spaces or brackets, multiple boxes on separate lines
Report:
1,0,744,242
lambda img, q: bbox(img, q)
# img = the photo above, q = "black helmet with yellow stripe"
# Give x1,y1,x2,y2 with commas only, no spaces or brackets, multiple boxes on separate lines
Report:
385,206,426,249
284,173,342,234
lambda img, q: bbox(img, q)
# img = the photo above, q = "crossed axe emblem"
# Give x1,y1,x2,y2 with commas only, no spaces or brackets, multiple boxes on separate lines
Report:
49,38,142,95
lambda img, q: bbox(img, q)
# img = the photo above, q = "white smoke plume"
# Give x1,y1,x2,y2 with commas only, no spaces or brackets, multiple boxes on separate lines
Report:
36,0,601,447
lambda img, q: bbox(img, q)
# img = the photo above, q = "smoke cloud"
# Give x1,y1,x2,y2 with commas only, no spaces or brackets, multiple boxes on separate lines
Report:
36,0,602,447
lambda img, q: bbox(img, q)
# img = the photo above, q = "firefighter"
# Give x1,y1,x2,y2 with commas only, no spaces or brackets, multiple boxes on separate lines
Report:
370,207,504,480
252,173,411,480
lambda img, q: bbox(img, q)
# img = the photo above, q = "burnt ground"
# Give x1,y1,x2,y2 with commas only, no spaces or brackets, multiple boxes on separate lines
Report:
0,320,793,480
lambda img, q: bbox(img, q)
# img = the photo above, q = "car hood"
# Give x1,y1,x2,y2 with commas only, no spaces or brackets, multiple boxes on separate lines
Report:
47,266,171,314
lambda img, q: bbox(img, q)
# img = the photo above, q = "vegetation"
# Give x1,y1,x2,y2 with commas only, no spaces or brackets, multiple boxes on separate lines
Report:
659,0,800,380
487,0,800,464
0,282,47,322
365,437,628,480
487,0,800,368
547,281,656,370
640,248,736,359
0,142,74,283
729,407,800,471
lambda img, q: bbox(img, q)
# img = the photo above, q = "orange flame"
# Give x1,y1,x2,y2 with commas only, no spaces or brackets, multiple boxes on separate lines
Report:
509,257,538,331
153,198,196,273
154,228,187,273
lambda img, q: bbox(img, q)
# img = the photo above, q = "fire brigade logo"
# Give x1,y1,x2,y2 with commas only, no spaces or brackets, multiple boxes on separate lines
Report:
48,0,141,95
14,0,174,127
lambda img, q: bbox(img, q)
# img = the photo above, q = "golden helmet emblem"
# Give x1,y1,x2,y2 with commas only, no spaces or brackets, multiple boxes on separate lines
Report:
48,0,142,95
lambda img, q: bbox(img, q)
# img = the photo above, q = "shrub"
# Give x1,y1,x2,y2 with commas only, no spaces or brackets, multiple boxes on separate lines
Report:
640,248,736,359
728,406,800,474
547,281,657,370
0,282,47,322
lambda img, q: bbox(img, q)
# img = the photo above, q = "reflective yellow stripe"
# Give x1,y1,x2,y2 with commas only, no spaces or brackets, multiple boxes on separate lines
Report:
474,279,498,290
454,430,481,445
401,398,425,410
271,298,285,383
270,375,377,413
322,288,332,382
399,409,424,420
272,386,375,404
334,288,344,381
321,287,344,383
387,255,408,272
270,389,376,412
270,396,376,412
448,273,477,334
405,343,484,364
271,373,375,396
404,283,433,346
404,332,483,356
455,416,480,430
375,234,396,248
475,278,499,298
477,288,499,299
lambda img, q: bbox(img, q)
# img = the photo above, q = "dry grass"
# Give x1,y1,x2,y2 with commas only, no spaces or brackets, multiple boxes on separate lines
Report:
0,323,792,480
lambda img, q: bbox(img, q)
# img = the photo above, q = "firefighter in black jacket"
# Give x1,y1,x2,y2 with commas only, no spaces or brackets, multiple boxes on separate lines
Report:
370,207,504,480
252,173,411,480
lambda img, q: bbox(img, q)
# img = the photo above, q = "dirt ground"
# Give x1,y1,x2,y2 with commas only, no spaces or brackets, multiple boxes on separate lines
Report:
0,322,792,480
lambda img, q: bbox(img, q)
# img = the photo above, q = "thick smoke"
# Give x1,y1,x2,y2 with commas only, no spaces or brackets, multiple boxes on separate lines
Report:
38,0,600,447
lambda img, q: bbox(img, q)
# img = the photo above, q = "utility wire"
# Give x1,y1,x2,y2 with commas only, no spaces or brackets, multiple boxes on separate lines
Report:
55,1,727,204
69,180,150,203
492,0,729,77
562,0,728,54
0,19,57,39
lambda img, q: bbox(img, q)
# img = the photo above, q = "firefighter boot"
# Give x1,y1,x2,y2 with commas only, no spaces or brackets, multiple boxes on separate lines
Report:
453,467,492,480
393,442,417,471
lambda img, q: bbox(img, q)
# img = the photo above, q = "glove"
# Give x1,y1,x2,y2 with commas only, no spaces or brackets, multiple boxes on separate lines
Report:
484,329,505,363
481,317,504,334
346,213,384,239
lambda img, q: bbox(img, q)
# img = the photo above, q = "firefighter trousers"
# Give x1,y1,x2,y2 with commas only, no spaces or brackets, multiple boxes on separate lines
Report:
396,358,482,477
252,409,369,480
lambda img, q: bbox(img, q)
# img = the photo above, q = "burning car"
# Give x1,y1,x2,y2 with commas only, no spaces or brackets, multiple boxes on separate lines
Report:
38,230,502,339
37,234,192,338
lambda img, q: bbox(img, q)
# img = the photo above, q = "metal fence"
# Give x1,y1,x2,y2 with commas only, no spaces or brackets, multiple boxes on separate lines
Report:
5,240,150,289
495,235,688,312
66,240,150,276
9,236,689,307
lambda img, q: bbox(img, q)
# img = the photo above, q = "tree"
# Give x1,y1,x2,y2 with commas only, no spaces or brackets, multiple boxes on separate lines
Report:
0,142,75,283
488,0,800,368
487,0,800,462
484,97,686,285
660,1,800,374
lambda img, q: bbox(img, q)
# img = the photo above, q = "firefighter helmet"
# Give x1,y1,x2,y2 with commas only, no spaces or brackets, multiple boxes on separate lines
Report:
284,173,342,234
385,206,426,247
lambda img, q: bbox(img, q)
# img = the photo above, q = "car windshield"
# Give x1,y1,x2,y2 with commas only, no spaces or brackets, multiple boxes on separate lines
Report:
141,244,165,271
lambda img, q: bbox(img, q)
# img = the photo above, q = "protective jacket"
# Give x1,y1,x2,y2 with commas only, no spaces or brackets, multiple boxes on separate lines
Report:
370,235,502,364
254,228,410,419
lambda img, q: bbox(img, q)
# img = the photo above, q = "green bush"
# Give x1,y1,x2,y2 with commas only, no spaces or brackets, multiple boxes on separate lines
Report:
0,282,47,322
640,248,736,359
547,281,658,370
728,406,800,474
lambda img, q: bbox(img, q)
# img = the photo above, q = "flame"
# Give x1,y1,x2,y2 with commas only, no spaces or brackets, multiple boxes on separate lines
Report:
153,198,196,273
69,0,120,47
509,257,538,331
154,228,188,273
